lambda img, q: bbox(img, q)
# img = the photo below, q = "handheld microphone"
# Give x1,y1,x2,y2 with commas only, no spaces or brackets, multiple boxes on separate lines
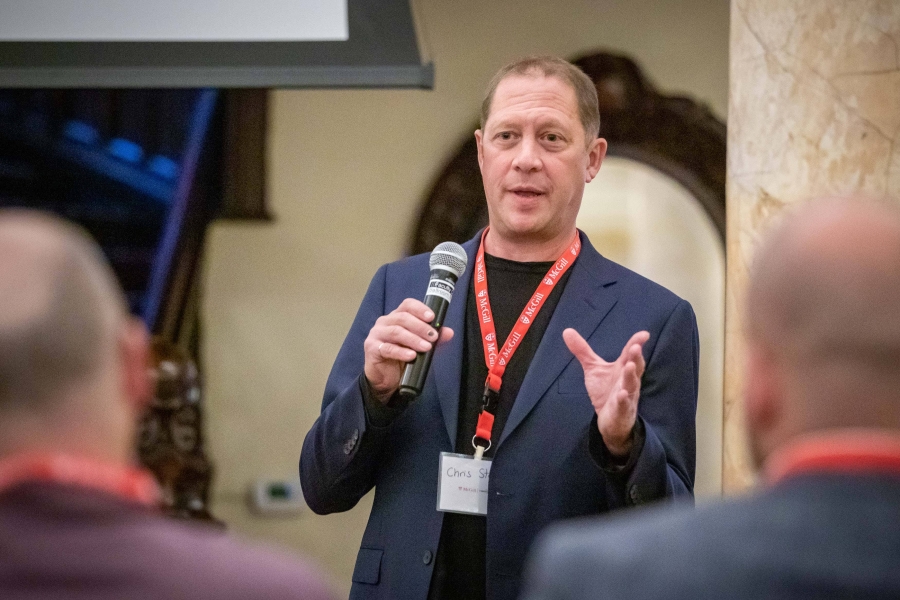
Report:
399,242,468,399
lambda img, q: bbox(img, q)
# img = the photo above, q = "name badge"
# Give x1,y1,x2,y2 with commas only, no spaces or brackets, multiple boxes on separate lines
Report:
437,452,491,515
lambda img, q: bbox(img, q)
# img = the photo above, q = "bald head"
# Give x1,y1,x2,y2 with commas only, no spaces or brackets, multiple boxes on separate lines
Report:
0,210,128,412
746,197,900,457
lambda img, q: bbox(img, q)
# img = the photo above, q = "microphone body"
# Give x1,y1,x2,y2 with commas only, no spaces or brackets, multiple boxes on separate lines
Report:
399,242,467,399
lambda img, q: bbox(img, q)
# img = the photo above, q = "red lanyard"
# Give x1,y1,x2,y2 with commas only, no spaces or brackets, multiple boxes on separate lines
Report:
471,227,581,456
0,453,160,507
765,432,900,486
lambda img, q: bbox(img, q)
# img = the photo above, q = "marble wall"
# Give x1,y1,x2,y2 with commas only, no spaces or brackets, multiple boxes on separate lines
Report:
725,0,900,491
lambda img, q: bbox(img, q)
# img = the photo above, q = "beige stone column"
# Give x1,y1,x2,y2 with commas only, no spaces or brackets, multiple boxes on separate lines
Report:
725,0,900,491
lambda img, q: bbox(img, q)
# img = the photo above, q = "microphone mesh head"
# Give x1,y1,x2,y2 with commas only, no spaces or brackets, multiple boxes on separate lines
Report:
429,242,468,278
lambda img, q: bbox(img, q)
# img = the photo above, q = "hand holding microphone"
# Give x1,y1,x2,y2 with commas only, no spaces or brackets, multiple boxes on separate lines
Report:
363,242,468,404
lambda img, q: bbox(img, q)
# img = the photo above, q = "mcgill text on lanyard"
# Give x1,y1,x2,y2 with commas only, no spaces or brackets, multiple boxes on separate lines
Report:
472,227,582,458
435,228,581,517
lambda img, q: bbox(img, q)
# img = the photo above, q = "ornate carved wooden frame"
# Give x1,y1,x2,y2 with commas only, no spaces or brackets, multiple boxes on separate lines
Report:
408,51,726,255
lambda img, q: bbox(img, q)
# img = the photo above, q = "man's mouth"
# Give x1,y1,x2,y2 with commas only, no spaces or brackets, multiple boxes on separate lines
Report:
509,187,545,198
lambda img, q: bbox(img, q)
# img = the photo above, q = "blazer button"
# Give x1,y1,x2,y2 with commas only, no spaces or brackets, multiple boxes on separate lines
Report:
422,550,433,565
629,486,641,503
343,438,356,455
352,428,360,442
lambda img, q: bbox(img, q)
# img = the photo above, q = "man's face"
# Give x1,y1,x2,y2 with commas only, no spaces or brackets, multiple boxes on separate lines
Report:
475,74,606,248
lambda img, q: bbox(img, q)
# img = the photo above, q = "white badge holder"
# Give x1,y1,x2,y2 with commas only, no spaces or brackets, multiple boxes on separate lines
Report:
436,452,491,515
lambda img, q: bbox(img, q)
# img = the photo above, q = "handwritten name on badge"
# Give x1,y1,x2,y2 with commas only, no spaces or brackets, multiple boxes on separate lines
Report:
437,452,491,515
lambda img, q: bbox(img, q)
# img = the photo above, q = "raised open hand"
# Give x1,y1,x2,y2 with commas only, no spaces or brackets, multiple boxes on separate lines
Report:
563,328,649,457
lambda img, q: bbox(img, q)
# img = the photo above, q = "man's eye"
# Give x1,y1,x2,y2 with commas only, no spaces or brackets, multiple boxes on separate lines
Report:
498,132,512,140
546,134,560,142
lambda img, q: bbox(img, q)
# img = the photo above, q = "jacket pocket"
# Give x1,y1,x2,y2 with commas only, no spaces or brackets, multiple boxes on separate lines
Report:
352,547,383,585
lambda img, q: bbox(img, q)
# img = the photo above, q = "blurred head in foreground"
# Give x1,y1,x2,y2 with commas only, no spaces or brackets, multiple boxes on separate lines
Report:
744,197,900,469
0,209,334,600
0,209,150,462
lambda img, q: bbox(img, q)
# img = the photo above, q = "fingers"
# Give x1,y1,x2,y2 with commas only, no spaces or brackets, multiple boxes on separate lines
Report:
374,341,417,363
616,331,647,380
618,330,649,361
565,328,649,370
394,298,440,341
621,360,641,397
437,326,454,344
563,328,600,366
386,318,435,353
397,297,436,324
618,331,647,397
371,302,439,355
372,323,454,361
363,298,441,401
628,345,646,381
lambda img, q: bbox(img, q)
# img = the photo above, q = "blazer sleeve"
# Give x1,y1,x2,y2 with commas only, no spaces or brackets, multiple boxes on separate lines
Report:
599,298,699,508
299,264,397,514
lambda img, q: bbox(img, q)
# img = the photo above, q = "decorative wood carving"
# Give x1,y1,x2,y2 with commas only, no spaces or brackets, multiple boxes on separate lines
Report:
409,51,726,255
138,337,217,522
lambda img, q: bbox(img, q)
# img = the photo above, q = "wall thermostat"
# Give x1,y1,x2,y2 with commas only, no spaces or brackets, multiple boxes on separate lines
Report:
249,479,305,516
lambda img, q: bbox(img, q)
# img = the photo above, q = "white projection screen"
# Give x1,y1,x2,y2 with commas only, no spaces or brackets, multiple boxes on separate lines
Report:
0,0,348,42
0,0,432,88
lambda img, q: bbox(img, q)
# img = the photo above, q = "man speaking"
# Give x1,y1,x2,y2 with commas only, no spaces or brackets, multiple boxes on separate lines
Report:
300,56,699,600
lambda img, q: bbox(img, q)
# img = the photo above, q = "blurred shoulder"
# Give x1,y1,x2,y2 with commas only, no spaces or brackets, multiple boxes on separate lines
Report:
133,516,335,600
524,496,763,600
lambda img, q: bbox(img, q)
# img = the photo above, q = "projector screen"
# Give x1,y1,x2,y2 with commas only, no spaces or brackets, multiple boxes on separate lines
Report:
0,0,430,88
0,0,348,41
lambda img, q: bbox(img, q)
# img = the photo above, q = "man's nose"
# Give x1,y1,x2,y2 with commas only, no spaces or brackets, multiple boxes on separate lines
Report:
512,137,542,172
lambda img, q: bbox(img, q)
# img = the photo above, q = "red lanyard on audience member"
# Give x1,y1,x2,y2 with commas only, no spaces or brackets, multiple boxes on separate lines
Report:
0,453,160,507
472,227,581,458
765,432,900,485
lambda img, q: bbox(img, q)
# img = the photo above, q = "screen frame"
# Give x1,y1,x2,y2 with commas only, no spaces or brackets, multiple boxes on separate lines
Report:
0,0,432,88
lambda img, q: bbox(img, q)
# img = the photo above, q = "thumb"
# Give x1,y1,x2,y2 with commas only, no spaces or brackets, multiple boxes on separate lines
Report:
563,328,599,366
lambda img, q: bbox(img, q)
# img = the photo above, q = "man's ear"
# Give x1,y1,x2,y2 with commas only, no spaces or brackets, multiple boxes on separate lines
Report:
585,137,607,183
475,129,485,170
120,317,152,413
744,342,783,444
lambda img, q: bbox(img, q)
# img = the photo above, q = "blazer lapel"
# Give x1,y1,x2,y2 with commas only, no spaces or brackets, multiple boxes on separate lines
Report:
498,234,619,448
430,233,481,446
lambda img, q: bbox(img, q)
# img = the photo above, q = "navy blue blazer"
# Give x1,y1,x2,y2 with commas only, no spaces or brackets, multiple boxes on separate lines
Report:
300,231,698,600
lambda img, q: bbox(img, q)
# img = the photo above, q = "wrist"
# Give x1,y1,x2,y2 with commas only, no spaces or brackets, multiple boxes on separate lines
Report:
601,429,634,458
363,376,395,405
371,386,396,406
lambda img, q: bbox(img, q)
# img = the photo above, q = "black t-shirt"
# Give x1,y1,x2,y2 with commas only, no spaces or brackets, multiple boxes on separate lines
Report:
427,253,572,600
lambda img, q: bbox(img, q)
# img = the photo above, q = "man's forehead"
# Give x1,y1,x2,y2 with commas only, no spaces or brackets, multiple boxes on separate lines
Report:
493,73,576,101
487,74,579,124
